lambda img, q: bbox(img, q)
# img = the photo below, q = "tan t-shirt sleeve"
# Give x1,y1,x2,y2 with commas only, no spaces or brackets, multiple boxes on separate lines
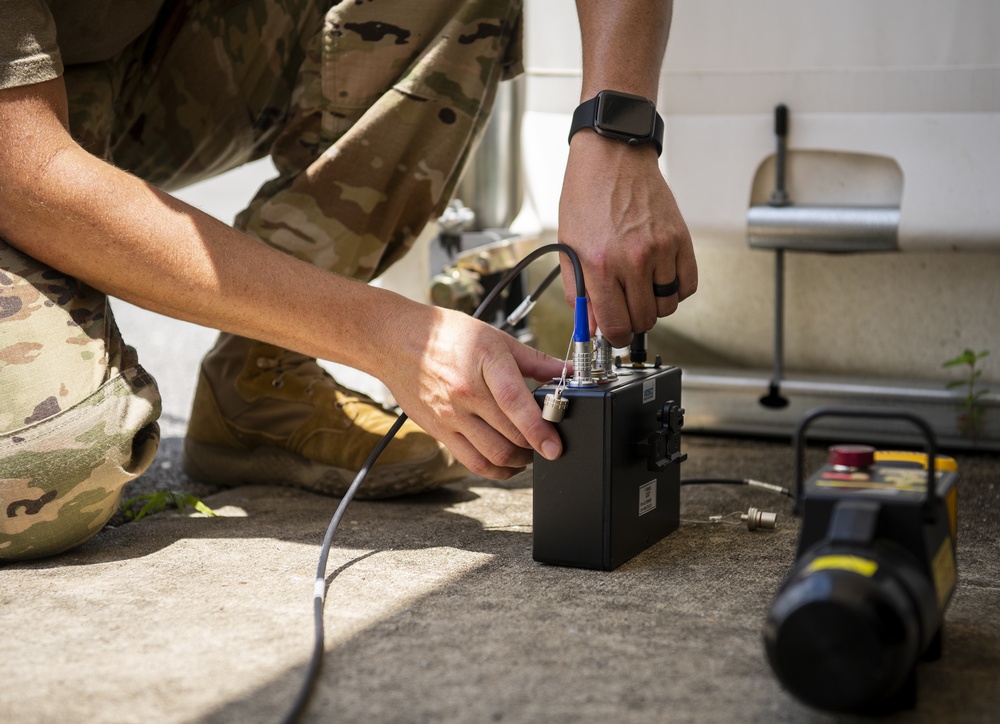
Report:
0,0,64,90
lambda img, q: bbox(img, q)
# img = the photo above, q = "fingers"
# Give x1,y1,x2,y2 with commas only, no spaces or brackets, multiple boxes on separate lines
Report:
589,275,632,347
675,235,699,301
484,345,563,462
570,235,689,347
505,334,567,383
459,340,564,458
558,255,581,299
652,270,680,319
408,387,534,481
433,330,563,480
605,224,695,341
653,293,679,319
443,428,528,481
389,308,563,482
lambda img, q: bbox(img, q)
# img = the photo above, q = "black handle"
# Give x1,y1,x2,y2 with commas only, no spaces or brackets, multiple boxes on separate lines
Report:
630,332,648,366
793,407,939,518
769,104,790,206
774,103,789,138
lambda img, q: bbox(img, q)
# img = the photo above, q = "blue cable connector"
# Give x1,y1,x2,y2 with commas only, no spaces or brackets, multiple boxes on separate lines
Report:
573,297,590,343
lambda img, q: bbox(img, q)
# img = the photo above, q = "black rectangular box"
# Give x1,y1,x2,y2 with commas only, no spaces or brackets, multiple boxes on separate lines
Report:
532,365,684,570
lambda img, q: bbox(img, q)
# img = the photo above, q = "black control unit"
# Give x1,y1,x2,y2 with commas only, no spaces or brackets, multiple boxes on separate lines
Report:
532,365,686,570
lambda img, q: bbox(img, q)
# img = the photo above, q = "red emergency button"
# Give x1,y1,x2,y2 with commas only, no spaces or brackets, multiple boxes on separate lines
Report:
829,444,876,469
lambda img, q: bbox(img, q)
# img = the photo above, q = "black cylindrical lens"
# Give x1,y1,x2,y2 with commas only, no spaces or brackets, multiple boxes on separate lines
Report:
764,546,924,712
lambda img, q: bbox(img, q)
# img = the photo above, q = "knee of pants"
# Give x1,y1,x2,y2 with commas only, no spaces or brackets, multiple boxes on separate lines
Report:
0,367,161,562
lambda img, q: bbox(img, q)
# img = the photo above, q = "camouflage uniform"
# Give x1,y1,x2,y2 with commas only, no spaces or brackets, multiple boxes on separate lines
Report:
1,0,523,561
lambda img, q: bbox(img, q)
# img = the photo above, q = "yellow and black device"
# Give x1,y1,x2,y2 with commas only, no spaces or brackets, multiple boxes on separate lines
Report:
764,407,959,714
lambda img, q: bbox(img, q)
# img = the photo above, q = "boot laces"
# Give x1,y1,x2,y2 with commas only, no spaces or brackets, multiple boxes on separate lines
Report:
256,351,370,406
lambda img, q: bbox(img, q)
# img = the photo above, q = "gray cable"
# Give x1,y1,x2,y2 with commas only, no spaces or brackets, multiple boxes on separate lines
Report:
283,243,585,722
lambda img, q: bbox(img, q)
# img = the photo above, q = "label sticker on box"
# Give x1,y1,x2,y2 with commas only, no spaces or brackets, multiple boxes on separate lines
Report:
642,379,656,404
639,480,657,516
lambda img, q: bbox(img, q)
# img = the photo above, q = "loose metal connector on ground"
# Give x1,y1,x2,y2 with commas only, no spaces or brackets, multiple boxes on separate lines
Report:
742,507,777,530
707,508,777,530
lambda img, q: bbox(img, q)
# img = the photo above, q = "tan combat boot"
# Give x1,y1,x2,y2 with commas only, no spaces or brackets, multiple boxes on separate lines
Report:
182,334,467,498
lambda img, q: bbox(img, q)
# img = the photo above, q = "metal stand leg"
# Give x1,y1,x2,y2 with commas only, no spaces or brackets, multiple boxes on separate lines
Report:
760,248,789,408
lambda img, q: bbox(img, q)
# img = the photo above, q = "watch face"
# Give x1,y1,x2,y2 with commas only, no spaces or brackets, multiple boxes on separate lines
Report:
596,92,654,138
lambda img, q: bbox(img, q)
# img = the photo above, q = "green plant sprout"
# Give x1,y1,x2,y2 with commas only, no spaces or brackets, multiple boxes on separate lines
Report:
121,490,217,522
942,348,991,445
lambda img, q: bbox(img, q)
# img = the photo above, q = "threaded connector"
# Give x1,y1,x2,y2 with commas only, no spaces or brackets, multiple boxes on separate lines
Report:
542,389,569,422
592,336,617,382
568,340,596,387
742,507,777,531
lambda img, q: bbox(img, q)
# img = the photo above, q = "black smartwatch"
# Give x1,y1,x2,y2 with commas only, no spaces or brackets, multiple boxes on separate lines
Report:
568,90,664,156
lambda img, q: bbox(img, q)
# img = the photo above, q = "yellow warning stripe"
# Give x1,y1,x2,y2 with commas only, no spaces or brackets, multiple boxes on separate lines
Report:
873,452,959,538
874,451,958,471
804,555,879,577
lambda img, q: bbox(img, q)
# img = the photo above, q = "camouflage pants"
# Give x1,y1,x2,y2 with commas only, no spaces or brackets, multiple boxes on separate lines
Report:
0,0,523,561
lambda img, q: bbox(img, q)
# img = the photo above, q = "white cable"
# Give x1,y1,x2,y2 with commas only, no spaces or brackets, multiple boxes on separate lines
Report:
556,330,575,393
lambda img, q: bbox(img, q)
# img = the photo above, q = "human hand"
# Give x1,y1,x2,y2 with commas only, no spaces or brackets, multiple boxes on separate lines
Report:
558,132,697,347
382,305,567,480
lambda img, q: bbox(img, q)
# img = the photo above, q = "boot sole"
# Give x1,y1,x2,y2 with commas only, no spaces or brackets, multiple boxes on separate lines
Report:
182,438,467,499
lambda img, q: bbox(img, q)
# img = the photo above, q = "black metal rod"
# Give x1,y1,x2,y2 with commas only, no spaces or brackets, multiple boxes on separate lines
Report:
773,248,785,384
760,104,791,409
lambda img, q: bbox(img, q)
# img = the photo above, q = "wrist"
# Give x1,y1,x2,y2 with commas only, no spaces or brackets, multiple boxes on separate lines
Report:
567,128,660,171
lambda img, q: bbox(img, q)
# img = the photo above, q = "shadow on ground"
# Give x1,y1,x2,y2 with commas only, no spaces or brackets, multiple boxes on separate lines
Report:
2,436,997,723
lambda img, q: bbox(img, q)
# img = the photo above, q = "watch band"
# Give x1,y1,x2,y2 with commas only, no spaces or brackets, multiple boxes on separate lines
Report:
568,91,664,156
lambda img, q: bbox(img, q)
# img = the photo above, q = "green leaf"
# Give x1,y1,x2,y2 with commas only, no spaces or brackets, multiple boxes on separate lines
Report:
191,499,218,517
134,496,164,521
119,490,216,522
945,380,966,389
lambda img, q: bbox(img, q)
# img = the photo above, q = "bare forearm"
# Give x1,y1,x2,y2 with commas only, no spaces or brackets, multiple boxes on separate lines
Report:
575,0,673,100
9,158,409,370
0,92,399,376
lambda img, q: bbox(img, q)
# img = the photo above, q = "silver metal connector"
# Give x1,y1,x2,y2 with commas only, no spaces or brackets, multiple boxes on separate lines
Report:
568,340,596,387
742,507,778,531
542,389,569,422
592,334,617,382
